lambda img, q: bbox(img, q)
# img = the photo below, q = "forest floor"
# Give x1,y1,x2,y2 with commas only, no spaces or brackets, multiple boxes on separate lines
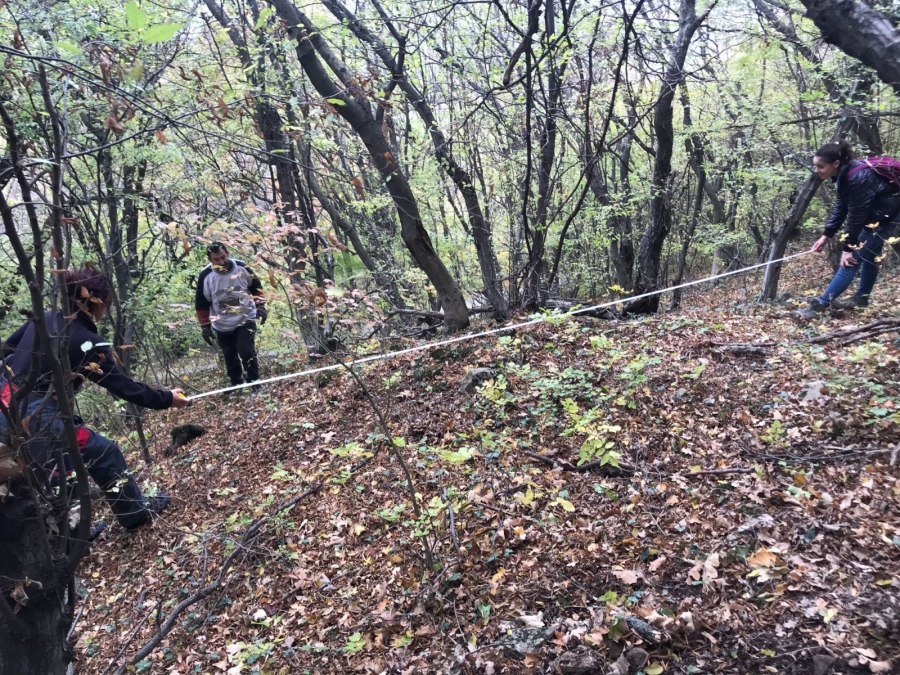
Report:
73,258,900,675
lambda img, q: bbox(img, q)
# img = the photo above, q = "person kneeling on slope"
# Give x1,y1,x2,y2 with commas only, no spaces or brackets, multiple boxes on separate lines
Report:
0,268,191,531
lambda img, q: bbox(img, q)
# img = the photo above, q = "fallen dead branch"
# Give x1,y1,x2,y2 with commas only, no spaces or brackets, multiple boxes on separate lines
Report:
804,317,900,346
708,341,775,356
522,450,634,474
386,306,495,321
682,444,900,476
708,317,900,354
762,446,899,464
683,467,756,477
545,298,620,321
112,484,322,675
443,487,461,558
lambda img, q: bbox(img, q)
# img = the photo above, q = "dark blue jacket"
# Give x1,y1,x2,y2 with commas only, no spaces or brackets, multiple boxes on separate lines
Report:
1,311,173,409
823,160,900,251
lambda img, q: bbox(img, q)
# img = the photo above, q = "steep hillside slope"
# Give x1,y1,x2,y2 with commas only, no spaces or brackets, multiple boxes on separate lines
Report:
74,268,900,674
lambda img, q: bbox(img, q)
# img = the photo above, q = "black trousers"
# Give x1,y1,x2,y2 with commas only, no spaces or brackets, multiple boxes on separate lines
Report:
78,427,149,529
215,322,259,385
0,388,149,530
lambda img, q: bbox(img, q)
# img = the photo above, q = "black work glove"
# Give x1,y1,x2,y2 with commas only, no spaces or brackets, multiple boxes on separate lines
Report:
201,323,215,346
256,305,268,325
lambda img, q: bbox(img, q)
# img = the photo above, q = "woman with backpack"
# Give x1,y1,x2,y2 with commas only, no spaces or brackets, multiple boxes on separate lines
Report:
799,140,900,319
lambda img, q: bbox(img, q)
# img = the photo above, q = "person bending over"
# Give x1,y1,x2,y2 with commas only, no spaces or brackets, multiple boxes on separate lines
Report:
0,268,190,531
799,141,900,319
195,242,267,389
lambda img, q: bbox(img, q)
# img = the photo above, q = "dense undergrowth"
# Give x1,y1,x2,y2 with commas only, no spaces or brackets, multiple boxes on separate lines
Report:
74,259,900,674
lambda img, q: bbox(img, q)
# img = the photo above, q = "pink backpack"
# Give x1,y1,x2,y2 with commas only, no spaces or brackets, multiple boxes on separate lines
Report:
847,156,900,189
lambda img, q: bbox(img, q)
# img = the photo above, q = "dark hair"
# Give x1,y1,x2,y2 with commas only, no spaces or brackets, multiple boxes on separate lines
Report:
814,140,854,165
63,268,112,307
206,241,228,256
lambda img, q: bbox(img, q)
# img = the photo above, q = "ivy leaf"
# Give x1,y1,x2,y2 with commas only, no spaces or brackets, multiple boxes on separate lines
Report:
125,1,148,30
143,23,183,43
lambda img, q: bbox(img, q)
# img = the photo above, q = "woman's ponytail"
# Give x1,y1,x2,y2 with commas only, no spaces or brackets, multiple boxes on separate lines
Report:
814,139,854,165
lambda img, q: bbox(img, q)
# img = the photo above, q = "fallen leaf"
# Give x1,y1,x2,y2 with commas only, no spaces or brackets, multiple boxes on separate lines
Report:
612,569,639,585
747,548,779,567
649,556,667,572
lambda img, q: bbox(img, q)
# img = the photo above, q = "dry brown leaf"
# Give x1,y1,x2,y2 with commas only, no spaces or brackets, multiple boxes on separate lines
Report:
612,569,639,585
327,232,349,252
703,552,720,580
649,556,667,572
351,176,365,200
747,548,778,567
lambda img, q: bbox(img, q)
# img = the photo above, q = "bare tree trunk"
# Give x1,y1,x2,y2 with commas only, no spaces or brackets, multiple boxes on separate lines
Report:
672,87,706,309
0,83,92,675
268,0,469,330
522,0,568,309
627,0,715,313
322,0,508,319
0,485,72,675
609,111,636,290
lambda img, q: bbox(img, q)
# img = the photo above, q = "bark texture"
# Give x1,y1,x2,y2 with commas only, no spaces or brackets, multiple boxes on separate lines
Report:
798,0,900,97
0,482,72,675
268,0,470,331
627,0,713,313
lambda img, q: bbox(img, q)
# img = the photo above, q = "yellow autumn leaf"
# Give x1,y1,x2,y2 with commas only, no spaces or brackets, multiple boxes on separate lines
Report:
554,497,575,512
645,664,665,675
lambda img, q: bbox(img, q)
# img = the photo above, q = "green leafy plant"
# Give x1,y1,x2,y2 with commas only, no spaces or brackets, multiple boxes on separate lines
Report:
560,398,622,466
342,632,366,654
761,420,788,447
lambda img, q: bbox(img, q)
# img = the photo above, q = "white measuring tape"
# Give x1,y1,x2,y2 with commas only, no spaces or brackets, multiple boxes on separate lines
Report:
187,250,814,401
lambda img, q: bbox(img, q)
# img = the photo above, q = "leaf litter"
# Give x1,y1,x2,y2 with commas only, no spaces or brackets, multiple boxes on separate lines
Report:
73,271,900,674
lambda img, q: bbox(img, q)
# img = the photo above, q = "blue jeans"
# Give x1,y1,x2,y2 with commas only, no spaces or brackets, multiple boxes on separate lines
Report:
820,223,896,304
0,387,149,529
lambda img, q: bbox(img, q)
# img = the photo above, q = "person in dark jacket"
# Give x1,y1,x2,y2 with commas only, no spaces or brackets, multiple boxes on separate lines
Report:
195,242,267,389
799,140,900,319
0,268,190,531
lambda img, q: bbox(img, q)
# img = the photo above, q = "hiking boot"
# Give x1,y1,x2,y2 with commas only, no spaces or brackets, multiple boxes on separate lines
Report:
794,298,828,320
124,494,171,531
831,295,869,310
